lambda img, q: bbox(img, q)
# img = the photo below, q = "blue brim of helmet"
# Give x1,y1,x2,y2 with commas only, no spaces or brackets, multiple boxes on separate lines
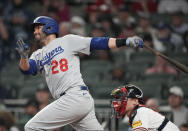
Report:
30,23,44,32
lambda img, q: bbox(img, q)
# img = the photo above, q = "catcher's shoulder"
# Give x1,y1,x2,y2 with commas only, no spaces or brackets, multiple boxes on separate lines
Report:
137,106,151,113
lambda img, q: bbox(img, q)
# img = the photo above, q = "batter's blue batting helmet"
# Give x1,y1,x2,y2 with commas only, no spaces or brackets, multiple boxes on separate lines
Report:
31,16,59,35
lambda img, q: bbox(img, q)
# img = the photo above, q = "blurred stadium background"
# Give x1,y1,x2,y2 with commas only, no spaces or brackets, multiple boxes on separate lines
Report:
0,0,188,130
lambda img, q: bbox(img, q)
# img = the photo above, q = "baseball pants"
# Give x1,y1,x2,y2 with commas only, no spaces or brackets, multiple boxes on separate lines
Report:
25,87,103,131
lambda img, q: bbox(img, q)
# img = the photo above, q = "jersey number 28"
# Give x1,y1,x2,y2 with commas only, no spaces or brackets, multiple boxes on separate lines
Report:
51,58,68,74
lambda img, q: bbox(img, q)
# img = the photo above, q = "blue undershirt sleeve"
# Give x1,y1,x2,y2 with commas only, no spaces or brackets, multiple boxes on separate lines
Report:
19,59,37,75
90,37,110,51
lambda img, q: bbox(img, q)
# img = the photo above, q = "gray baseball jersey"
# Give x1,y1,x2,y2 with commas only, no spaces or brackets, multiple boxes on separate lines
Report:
30,34,91,99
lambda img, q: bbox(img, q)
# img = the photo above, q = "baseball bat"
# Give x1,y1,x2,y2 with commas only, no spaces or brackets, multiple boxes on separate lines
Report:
143,44,188,74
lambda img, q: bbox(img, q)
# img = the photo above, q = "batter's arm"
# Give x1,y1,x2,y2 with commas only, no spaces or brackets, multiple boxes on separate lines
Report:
108,38,116,49
19,58,30,71
16,38,37,75
19,58,37,75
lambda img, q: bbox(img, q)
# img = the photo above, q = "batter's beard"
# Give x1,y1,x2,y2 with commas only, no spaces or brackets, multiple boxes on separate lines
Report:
34,39,43,48
34,34,47,46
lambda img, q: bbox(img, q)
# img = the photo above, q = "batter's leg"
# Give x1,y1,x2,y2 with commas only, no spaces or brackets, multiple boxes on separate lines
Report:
25,89,93,131
71,102,104,131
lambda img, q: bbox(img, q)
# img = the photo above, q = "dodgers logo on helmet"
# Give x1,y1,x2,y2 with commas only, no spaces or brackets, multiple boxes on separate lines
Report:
32,16,59,35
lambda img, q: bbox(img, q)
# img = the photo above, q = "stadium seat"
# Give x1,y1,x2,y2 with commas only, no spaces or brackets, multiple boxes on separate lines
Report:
18,86,37,99
126,63,148,80
130,81,162,98
110,50,127,62
90,80,121,99
130,51,155,66
1,61,24,87
81,60,112,81
143,73,176,84
151,13,171,25
168,52,188,65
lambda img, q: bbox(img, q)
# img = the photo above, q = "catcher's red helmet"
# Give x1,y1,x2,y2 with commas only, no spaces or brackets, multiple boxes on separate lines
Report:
111,84,143,118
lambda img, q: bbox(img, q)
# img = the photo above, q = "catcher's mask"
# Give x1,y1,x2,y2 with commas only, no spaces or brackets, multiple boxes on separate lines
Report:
111,84,143,118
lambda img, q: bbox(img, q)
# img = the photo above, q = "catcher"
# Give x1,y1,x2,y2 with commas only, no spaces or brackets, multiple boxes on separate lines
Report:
111,84,180,131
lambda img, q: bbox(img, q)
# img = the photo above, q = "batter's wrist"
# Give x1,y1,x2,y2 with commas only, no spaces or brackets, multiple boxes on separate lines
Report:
116,38,127,48
21,55,28,59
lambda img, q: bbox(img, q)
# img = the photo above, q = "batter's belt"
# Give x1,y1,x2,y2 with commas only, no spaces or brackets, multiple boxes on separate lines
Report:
60,86,88,96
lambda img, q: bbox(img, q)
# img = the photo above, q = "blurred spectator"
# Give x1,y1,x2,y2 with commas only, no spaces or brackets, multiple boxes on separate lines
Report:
20,99,39,125
85,4,100,35
113,6,135,29
70,16,86,36
95,0,124,14
0,118,7,131
0,100,6,111
44,0,70,23
35,86,51,110
98,15,115,37
180,123,188,131
96,50,113,61
183,31,188,51
136,15,165,52
0,111,19,131
51,0,70,22
140,33,165,52
131,0,157,15
41,0,50,15
119,23,137,38
27,0,43,16
59,22,71,37
46,6,59,23
171,11,188,35
0,17,8,70
85,4,99,25
156,22,184,52
146,98,159,112
4,0,34,41
90,23,105,37
111,66,125,83
145,56,178,75
4,0,33,61
168,86,188,127
158,0,188,14
136,14,155,36
0,82,12,99
0,18,9,42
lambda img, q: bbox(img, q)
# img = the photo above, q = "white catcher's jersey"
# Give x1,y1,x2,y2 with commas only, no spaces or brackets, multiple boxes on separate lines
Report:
30,34,91,99
131,107,180,131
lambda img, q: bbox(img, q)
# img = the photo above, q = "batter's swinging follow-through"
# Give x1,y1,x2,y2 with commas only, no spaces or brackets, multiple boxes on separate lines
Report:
16,16,143,131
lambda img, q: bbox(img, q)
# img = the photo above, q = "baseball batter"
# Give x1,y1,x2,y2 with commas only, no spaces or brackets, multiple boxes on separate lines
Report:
16,16,144,131
111,84,180,131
